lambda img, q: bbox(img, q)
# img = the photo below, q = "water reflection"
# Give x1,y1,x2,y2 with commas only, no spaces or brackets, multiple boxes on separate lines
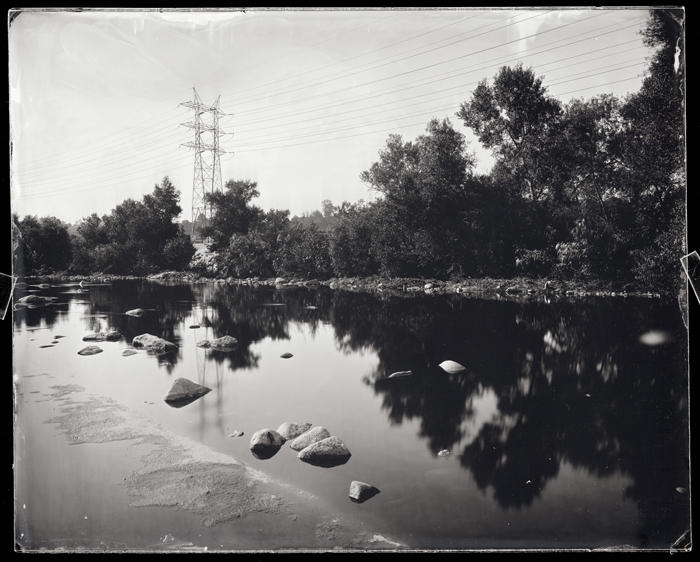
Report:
13,279,689,546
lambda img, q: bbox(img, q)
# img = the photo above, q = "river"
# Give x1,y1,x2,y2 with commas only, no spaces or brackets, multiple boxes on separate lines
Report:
13,279,690,551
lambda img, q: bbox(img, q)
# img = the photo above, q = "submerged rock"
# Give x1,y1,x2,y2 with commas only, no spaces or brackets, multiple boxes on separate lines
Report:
438,360,467,374
297,436,352,468
250,429,285,459
209,335,238,351
132,333,178,354
289,426,331,451
164,378,211,407
125,308,145,317
122,349,138,357
277,422,313,441
349,481,381,503
78,346,103,356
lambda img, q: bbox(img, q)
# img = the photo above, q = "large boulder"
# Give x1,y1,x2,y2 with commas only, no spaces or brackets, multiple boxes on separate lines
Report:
297,436,351,468
164,378,211,408
349,481,381,504
132,333,178,355
77,346,103,356
277,422,313,441
289,426,331,451
250,429,286,460
209,335,238,351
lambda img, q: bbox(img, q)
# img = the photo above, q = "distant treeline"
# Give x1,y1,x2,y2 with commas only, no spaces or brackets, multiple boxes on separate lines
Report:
13,11,684,293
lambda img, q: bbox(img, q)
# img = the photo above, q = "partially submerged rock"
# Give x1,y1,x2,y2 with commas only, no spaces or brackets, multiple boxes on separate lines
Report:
125,308,145,317
277,422,313,441
388,370,412,379
250,429,286,459
297,436,351,468
227,431,244,438
438,360,467,374
196,340,211,348
280,352,294,359
122,349,138,357
132,333,178,355
349,481,380,504
289,426,331,451
78,346,103,356
164,377,211,408
83,330,122,342
18,295,55,304
209,335,238,351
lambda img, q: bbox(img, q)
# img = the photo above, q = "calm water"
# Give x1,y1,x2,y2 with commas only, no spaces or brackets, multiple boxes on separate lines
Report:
13,279,690,550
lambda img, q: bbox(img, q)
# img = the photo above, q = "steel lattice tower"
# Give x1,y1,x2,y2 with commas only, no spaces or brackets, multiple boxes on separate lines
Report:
180,88,227,238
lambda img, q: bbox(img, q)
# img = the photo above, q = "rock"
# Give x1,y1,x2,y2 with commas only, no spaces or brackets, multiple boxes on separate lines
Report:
189,325,200,329
209,335,238,351
424,283,433,289
289,426,331,451
164,377,211,407
227,431,244,438
104,330,122,341
388,370,412,379
437,449,450,457
280,352,293,359
196,340,211,348
125,308,145,317
438,360,467,374
250,429,286,459
277,422,313,441
78,346,103,356
305,279,320,286
132,333,178,354
122,350,138,357
274,277,287,284
297,436,351,468
82,333,102,342
18,295,55,304
349,481,381,503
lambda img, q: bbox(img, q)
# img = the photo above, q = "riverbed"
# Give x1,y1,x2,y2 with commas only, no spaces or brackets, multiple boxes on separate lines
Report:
13,279,690,551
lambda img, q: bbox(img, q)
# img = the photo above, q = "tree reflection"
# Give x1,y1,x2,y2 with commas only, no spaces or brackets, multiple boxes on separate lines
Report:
350,292,689,544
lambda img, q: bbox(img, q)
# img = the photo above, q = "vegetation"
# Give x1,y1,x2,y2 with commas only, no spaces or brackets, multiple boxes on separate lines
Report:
12,11,685,293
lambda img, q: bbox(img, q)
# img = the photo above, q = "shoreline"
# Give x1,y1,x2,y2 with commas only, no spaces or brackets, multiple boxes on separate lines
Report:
18,271,668,300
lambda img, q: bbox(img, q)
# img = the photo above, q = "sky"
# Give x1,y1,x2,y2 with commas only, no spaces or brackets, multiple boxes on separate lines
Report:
10,8,657,225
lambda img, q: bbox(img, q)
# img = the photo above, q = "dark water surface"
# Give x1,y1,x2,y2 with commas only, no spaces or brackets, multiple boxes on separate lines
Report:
13,279,690,550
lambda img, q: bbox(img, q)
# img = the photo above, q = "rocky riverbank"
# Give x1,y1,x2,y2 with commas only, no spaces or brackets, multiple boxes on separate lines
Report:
39,271,664,300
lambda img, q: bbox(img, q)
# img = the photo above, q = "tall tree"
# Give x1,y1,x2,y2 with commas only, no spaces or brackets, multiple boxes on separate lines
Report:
456,63,563,242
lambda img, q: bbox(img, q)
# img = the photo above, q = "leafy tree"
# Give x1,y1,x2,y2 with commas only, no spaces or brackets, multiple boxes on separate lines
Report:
456,64,563,242
14,214,72,274
200,180,263,250
360,118,478,277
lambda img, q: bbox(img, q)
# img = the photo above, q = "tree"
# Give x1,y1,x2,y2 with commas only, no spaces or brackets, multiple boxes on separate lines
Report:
360,118,479,277
456,64,563,242
200,180,263,250
14,214,73,274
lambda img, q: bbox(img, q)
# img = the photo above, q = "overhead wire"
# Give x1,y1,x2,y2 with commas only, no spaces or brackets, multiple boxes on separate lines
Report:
14,13,650,200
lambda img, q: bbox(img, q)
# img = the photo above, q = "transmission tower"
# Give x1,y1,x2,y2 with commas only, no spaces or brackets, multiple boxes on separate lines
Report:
179,88,227,238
